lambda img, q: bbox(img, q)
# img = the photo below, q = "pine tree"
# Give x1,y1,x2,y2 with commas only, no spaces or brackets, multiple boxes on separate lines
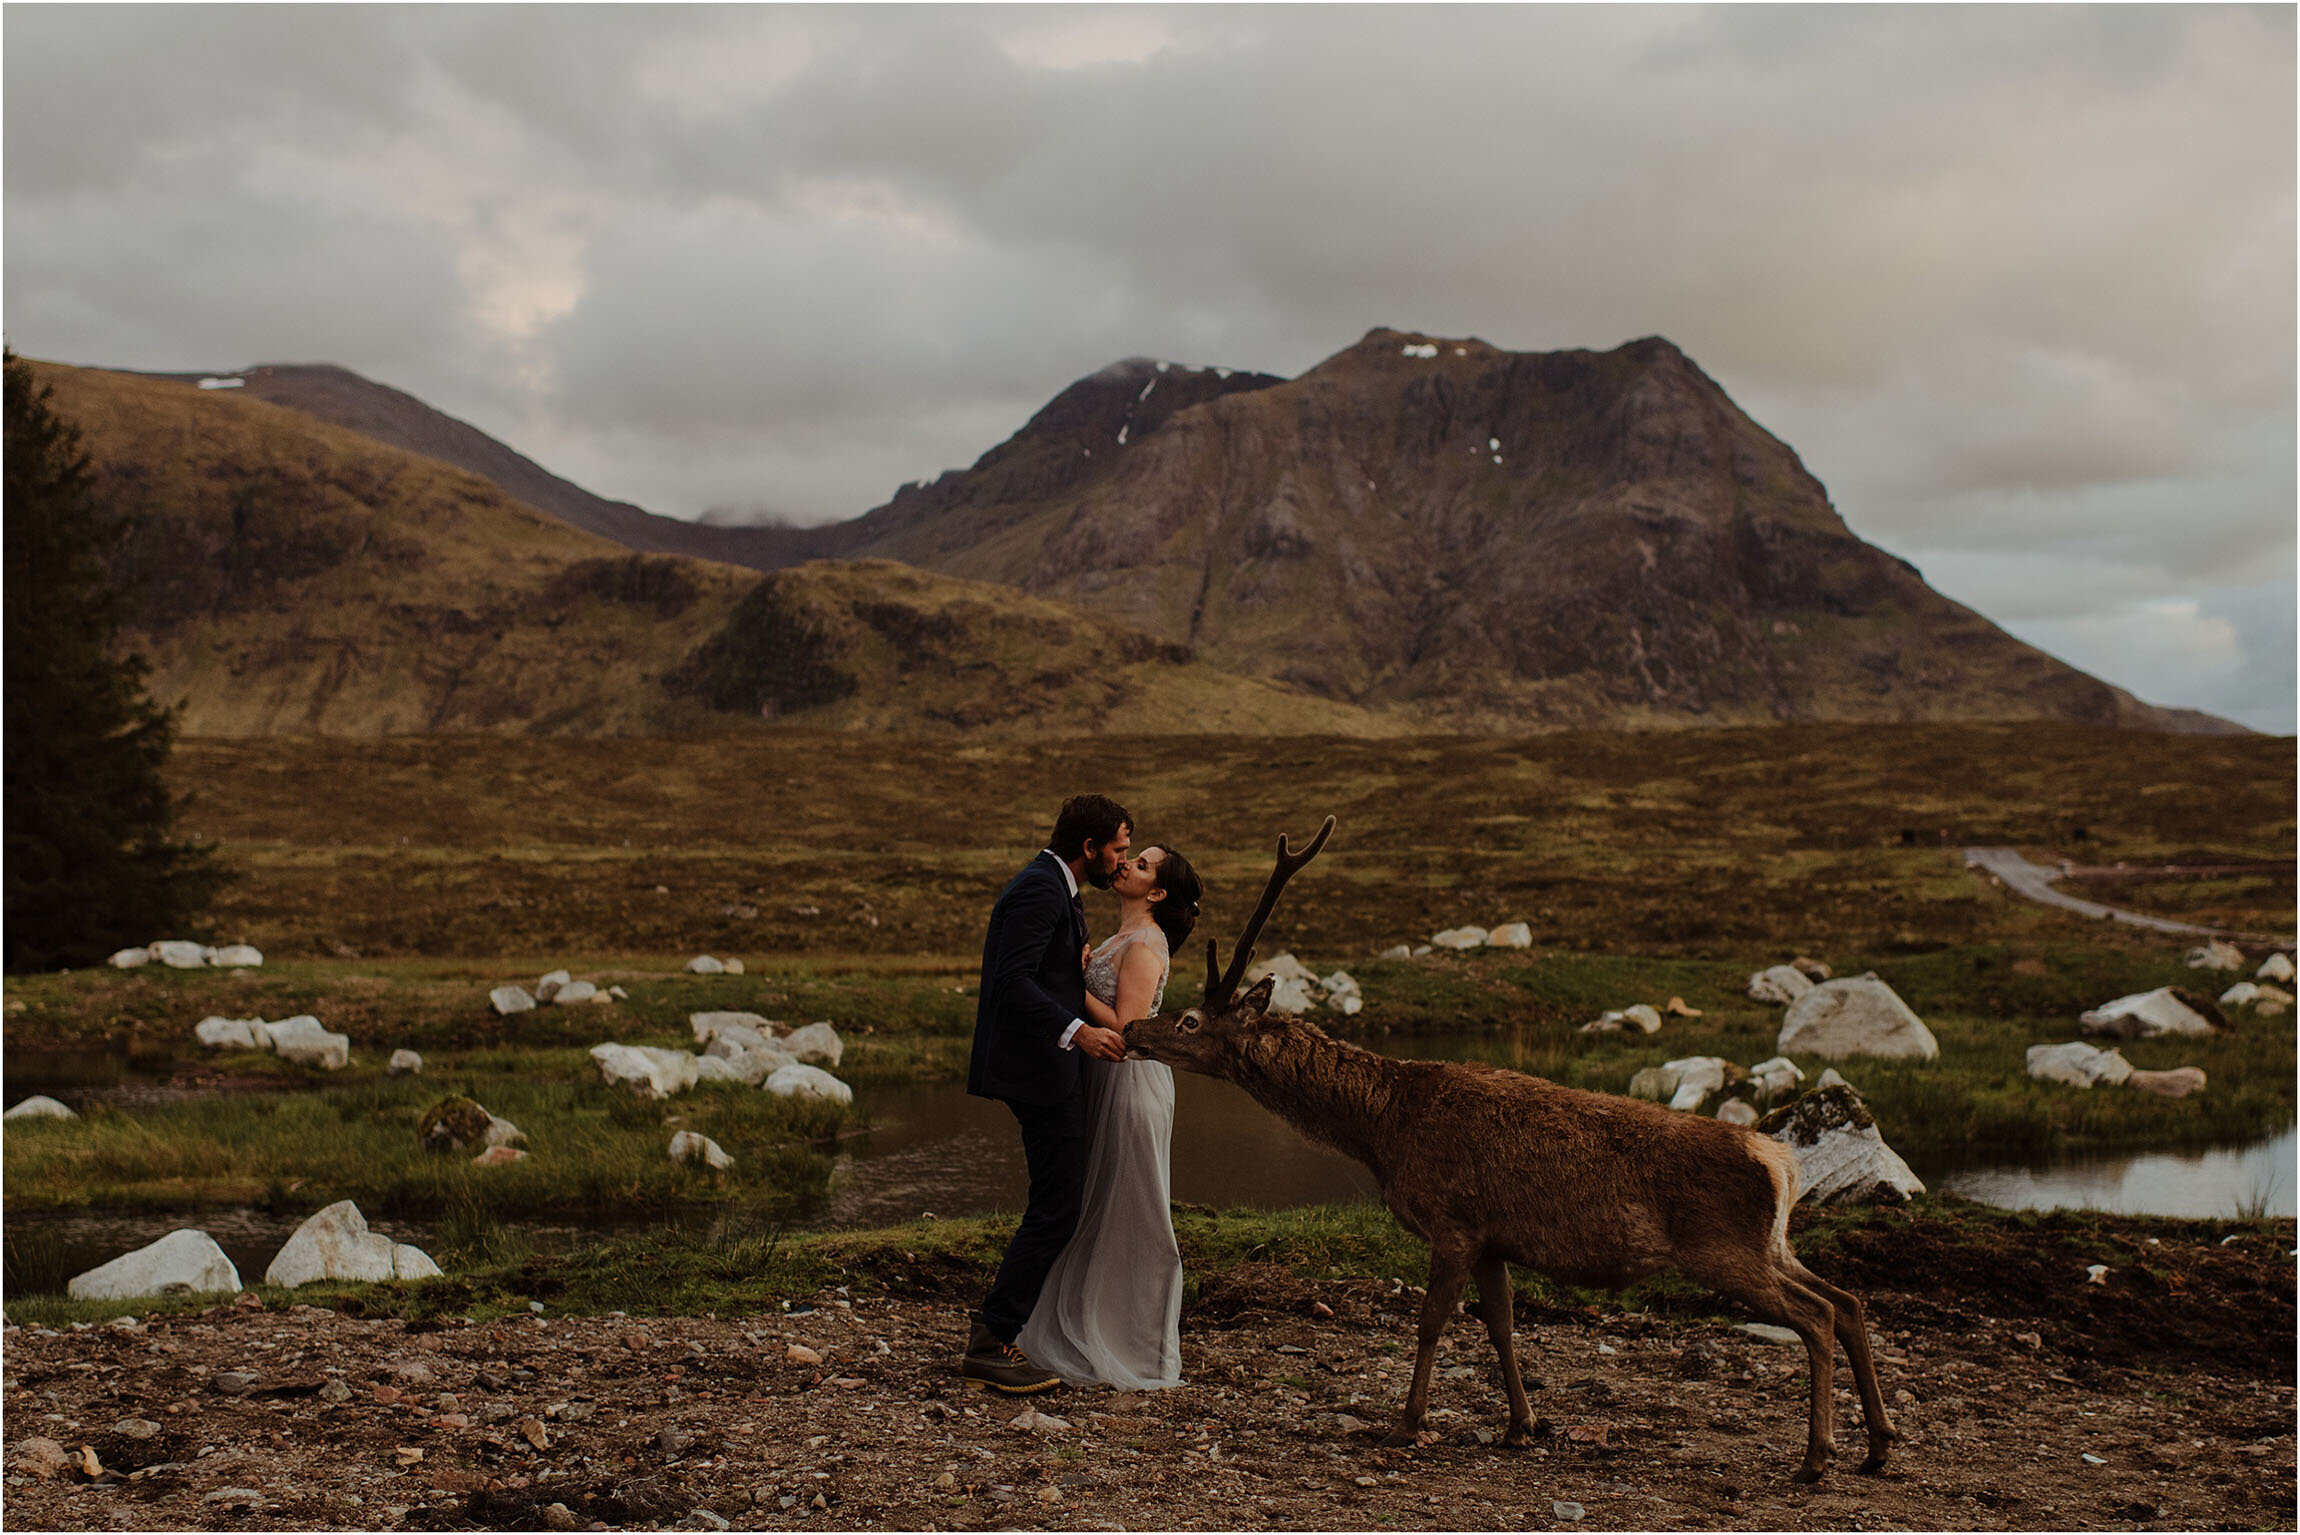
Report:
4,350,224,969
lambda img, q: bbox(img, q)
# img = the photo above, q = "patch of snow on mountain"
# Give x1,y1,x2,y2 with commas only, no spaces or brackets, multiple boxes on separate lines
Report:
1401,343,1438,358
1216,367,1231,379
1488,438,1500,450
1116,424,1128,445
1138,378,1157,402
198,377,245,390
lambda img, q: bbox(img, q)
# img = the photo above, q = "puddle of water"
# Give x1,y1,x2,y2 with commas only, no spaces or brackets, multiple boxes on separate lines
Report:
1930,1125,2297,1219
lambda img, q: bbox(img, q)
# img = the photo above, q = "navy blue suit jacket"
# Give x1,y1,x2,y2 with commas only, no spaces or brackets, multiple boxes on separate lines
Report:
966,852,1089,1107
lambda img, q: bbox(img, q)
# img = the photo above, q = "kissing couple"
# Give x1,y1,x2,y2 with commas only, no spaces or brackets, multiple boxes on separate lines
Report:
959,794,1203,1394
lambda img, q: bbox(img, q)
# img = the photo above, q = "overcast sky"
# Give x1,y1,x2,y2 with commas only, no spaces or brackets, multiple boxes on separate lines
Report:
6,4,2293,730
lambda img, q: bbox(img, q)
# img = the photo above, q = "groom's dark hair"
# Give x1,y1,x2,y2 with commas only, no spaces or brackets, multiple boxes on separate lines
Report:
1048,795,1132,861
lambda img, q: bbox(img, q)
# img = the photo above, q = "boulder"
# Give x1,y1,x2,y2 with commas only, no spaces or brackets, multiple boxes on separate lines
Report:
2184,940,2245,972
1431,927,1488,950
1747,965,1814,1005
536,970,572,1002
490,986,537,1016
267,1015,350,1070
265,1201,441,1287
3,1094,76,1121
473,1145,528,1166
724,958,746,975
686,955,726,975
591,1043,700,1099
2220,981,2261,1008
67,1229,240,1301
764,1063,853,1107
1246,953,1317,985
1486,923,1533,949
668,1131,732,1170
2025,1041,2134,1089
195,1016,271,1050
1759,1085,1925,1205
781,1021,844,1067
1815,1066,1850,1091
210,945,263,968
695,1055,745,1084
1581,1011,1629,1034
2257,953,2294,983
1411,944,1432,957
704,1038,795,1085
1627,1065,1677,1101
1266,977,1318,1015
2127,1067,2208,1099
388,1049,424,1075
1790,957,1832,981
1378,944,1414,961
1777,977,1939,1061
1629,1056,1735,1113
550,980,599,1006
149,940,208,969
690,1012,776,1050
108,946,152,968
1322,971,1362,1000
1336,993,1364,1017
1621,1004,1663,1034
416,1096,520,1152
1746,1056,1806,1105
2079,986,2223,1039
1715,1099,1760,1127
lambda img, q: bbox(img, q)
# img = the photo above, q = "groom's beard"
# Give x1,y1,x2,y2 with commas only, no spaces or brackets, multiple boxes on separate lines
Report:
1083,865,1114,890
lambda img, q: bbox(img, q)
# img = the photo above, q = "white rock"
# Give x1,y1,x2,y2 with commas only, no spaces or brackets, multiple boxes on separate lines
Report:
536,970,571,1002
2026,1041,2134,1089
195,1016,270,1050
668,1131,732,1170
550,980,599,1006
2184,940,2244,972
591,1043,700,1099
2079,986,2219,1039
149,940,207,969
690,1012,775,1050
1246,952,1317,986
695,1055,744,1084
1378,945,1414,961
1815,1067,1849,1090
1431,927,1488,950
200,946,219,965
1662,1056,1730,1113
1485,922,1533,948
1411,944,1432,957
1747,1056,1805,1103
107,947,152,968
2258,984,2294,1004
266,1015,350,1071
1579,1011,1628,1034
782,1021,844,1067
686,955,726,975
67,1229,239,1301
706,1039,795,1086
1715,1099,1760,1126
490,986,537,1016
1737,1323,1802,1345
1321,971,1361,999
1747,965,1815,1005
2127,1066,2208,1098
764,1063,853,1107
265,1201,441,1286
1266,976,1319,1015
2256,953,2294,982
209,945,263,968
723,958,745,975
1777,976,1939,1061
388,1049,423,1075
1337,994,1364,1016
3,1094,76,1121
1621,1004,1663,1034
1763,1085,1925,1205
484,1114,525,1149
2220,981,2261,1007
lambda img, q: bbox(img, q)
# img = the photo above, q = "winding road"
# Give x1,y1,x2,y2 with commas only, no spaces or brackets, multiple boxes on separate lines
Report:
1963,846,2289,945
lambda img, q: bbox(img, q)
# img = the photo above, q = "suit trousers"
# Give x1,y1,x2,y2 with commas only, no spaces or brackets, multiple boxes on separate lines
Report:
981,1088,1090,1343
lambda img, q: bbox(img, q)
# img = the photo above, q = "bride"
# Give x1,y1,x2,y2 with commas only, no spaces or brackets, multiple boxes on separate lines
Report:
1015,842,1203,1390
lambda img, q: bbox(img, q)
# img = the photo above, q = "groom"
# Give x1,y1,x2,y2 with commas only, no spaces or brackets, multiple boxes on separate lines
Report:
960,794,1133,1392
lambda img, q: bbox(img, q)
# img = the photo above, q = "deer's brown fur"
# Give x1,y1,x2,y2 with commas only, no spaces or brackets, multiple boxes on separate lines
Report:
1126,817,1894,1482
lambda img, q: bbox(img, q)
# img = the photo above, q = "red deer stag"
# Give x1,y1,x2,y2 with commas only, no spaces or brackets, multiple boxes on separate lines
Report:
1124,816,1895,1483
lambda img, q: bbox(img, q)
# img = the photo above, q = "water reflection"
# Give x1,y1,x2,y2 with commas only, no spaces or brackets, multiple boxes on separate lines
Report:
1934,1125,2296,1219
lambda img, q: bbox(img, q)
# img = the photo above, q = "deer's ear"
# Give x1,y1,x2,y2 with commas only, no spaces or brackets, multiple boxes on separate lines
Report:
1236,974,1277,1020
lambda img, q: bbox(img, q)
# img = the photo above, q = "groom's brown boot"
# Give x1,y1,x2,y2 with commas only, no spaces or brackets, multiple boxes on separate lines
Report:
960,1311,1061,1394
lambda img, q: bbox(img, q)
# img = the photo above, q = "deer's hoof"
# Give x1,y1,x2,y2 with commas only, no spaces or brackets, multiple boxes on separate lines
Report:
1792,1467,1825,1486
1857,1454,1890,1476
1378,1430,1418,1449
1501,1424,1535,1449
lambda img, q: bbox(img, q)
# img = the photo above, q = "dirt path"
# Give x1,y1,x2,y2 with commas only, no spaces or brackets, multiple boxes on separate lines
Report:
1961,848,2283,943
7,1228,2293,1532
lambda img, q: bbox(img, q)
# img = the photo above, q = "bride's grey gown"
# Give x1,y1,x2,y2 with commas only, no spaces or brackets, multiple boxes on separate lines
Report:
1015,925,1184,1389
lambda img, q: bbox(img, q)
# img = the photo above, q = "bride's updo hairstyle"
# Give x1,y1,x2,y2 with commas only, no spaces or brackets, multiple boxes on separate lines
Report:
1147,845,1203,950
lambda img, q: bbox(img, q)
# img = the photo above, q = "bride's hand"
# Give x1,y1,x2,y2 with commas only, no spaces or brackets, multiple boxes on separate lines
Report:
1082,942,1094,971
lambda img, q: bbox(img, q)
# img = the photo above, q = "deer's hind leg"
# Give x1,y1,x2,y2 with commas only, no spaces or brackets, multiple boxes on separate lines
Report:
1790,1261,1896,1473
1691,1254,1840,1483
1469,1253,1535,1446
1380,1244,1472,1448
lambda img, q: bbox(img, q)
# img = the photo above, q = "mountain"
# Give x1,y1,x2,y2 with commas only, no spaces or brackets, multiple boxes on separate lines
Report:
30,361,1379,737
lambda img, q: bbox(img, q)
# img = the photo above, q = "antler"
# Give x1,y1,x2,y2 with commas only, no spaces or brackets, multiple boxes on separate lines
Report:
1205,815,1337,1008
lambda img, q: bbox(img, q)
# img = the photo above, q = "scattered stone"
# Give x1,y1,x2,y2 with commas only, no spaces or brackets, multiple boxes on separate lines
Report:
691,1012,775,1049
1247,952,1318,986
1666,1057,1731,1112
686,1510,732,1531
490,986,537,1016
1431,926,1488,950
1486,922,1533,948
2220,981,2262,1007
1266,976,1319,1015
785,1344,822,1366
210,944,264,968
1816,1066,1849,1090
107,946,152,969
1758,1084,1925,1205
15,1437,70,1479
1621,1004,1663,1034
609,984,629,999
591,1043,701,1099
212,1371,260,1396
1553,1502,1586,1521
2126,1067,2208,1099
149,940,208,968
3,1094,76,1121
1580,1011,1628,1034
417,1096,496,1152
1009,1407,1071,1432
782,1021,844,1067
114,1418,160,1440
264,1201,442,1286
194,1015,270,1049
1777,975,1940,1061
1715,1099,1760,1126
202,1487,264,1508
536,970,572,1002
2184,940,2245,972
764,1063,853,1107
67,1229,240,1300
687,955,727,975
1411,944,1432,957
2257,953,2294,983
1747,965,1814,1005
1737,1323,1801,1345
551,980,599,1006
1790,957,1832,981
1378,944,1414,960
669,1131,732,1170
386,1049,423,1075
543,1504,582,1531
524,1418,553,1451
2027,1042,2134,1089
1664,996,1703,1017
1746,1056,1805,1104
725,958,745,974
2086,1264,2109,1285
320,1379,354,1403
267,1015,351,1070
2080,987,2224,1039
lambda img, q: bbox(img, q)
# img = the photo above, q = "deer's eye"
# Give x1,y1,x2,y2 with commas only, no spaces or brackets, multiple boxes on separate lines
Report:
1179,1010,1203,1034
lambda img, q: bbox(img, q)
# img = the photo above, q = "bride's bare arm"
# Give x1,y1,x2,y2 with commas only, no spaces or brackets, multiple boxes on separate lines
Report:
1113,942,1164,1027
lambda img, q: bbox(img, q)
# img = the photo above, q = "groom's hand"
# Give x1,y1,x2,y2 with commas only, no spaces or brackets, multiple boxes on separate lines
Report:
1076,1024,1127,1062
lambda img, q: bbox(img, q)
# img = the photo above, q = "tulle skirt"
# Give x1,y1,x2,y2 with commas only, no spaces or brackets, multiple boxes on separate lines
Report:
1015,1055,1184,1389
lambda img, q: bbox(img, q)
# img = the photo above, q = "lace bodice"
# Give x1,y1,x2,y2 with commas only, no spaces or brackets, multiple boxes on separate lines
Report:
1086,925,1169,1017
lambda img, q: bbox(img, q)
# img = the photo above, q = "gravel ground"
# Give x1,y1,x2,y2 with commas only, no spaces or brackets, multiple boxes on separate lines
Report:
6,1240,2294,1533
